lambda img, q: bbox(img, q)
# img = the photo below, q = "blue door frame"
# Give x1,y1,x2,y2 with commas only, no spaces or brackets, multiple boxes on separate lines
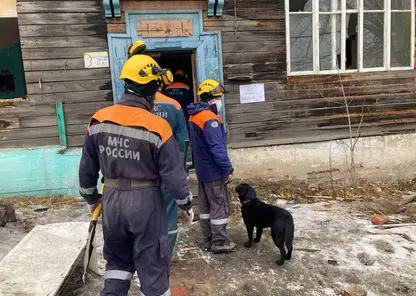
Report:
107,9,226,126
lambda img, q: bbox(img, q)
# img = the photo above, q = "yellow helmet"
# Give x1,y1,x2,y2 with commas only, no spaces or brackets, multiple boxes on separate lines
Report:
128,40,146,57
197,79,225,99
120,54,164,85
174,69,188,79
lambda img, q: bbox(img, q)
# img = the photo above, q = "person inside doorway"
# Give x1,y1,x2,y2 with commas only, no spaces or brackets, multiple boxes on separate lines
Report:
127,40,146,58
187,79,236,254
165,70,194,121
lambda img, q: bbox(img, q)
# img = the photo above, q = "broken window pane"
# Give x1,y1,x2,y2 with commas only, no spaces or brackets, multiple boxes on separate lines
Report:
346,0,357,10
0,70,16,93
289,0,312,12
364,0,384,10
290,14,314,71
319,0,341,12
363,12,385,68
391,0,411,10
391,12,411,67
346,13,358,69
319,14,341,70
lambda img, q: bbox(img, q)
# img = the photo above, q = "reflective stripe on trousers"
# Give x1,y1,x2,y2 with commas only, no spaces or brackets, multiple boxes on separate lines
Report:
140,289,171,296
199,213,210,219
198,180,229,243
101,187,170,296
105,270,134,281
211,218,228,225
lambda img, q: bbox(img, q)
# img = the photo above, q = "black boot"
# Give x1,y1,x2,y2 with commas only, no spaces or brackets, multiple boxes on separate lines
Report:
210,239,236,254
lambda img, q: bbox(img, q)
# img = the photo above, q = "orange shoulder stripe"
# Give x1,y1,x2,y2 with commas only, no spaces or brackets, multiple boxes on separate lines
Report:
155,92,182,110
89,104,172,143
165,82,190,90
189,110,222,130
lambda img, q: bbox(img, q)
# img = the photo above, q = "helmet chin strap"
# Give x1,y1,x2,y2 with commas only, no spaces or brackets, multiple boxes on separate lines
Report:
125,80,160,104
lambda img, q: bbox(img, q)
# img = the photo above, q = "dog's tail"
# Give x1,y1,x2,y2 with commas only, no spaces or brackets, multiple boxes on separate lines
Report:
284,215,294,259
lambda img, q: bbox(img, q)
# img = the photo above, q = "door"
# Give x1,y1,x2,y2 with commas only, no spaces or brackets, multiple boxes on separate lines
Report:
108,35,131,103
197,31,226,129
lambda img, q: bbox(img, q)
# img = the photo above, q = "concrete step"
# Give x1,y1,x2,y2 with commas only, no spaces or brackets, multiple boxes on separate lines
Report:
0,222,89,296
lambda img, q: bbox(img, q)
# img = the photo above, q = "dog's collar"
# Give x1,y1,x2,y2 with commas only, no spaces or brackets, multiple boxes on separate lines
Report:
242,199,255,205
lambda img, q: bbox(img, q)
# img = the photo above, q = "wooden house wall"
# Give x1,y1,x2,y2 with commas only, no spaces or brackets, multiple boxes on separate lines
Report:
0,0,113,149
109,0,416,149
2,0,415,150
215,0,416,149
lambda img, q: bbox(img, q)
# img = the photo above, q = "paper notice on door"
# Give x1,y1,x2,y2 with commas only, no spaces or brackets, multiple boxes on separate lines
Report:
239,83,265,104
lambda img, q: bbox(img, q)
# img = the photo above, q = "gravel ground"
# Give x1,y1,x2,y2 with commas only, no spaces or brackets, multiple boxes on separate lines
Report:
1,196,415,296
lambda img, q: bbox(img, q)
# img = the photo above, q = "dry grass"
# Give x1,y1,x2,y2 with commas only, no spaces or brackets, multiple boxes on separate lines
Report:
249,178,416,203
0,196,82,208
228,178,416,221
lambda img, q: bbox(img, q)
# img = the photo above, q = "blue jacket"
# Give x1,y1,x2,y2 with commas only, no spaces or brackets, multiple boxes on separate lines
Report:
154,92,192,168
187,103,233,182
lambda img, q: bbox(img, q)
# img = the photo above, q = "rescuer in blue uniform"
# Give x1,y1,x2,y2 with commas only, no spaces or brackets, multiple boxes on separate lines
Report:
164,70,194,121
187,79,236,254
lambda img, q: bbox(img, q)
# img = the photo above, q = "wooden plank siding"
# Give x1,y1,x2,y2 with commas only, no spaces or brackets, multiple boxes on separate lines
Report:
105,0,416,148
3,0,415,150
218,0,416,148
0,0,112,149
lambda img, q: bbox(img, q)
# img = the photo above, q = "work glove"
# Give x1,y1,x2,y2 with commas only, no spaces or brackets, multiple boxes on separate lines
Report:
80,189,101,205
89,194,102,213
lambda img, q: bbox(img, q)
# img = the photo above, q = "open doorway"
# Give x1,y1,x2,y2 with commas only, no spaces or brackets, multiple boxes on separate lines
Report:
149,50,198,118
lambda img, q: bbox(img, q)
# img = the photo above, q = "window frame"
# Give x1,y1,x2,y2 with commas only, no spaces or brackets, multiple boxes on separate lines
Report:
285,0,415,76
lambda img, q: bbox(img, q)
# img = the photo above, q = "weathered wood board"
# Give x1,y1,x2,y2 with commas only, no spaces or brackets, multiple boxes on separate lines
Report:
137,19,193,37
0,222,89,296
1,0,112,149
104,0,416,149
5,0,416,149
0,118,19,130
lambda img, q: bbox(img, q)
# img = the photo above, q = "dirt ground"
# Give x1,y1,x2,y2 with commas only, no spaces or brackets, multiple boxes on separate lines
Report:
1,182,416,296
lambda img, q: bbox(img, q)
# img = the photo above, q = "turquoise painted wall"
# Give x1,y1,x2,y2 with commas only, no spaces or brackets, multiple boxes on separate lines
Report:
0,146,100,198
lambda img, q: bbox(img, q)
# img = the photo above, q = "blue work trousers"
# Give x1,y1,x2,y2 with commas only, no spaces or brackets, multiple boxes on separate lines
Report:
161,183,178,258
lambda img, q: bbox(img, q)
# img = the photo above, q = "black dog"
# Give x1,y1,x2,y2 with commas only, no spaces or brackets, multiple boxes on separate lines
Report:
236,183,294,265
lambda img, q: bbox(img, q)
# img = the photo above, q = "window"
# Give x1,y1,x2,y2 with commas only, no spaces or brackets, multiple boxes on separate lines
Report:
0,1,26,99
285,0,414,75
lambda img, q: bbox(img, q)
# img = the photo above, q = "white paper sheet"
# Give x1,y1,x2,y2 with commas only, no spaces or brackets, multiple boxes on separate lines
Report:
239,83,265,104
